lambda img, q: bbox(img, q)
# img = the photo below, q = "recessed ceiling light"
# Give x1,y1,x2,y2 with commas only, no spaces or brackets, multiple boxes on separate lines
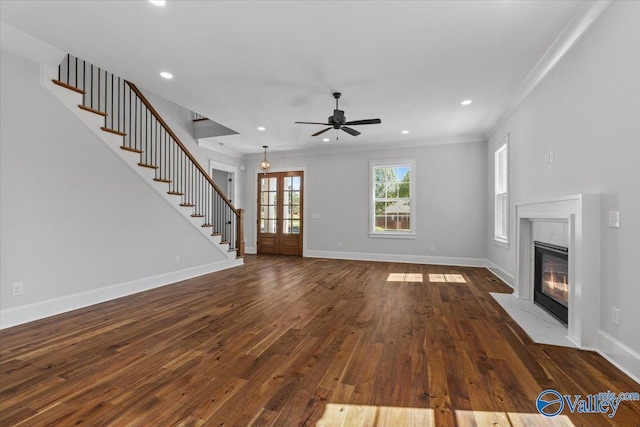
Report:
401,130,409,134
257,126,266,131
159,71,173,79
322,138,330,142
461,99,472,106
149,0,166,6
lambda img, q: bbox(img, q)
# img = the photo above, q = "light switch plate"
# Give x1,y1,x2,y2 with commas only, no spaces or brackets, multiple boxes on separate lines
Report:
608,211,621,228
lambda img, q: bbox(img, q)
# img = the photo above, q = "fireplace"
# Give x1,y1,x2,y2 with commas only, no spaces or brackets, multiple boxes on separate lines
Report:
534,241,569,325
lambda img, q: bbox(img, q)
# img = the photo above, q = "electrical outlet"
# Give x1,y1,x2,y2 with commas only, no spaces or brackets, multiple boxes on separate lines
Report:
11,282,24,297
612,307,621,326
548,150,554,163
430,245,436,252
175,256,181,265
337,242,343,248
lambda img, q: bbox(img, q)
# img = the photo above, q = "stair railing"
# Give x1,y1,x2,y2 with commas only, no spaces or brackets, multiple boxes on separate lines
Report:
54,54,244,256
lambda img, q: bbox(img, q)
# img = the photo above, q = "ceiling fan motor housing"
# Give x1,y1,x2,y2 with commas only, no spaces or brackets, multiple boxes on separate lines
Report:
331,110,345,128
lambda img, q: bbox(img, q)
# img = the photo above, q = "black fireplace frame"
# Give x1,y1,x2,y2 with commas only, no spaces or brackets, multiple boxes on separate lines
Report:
533,241,569,325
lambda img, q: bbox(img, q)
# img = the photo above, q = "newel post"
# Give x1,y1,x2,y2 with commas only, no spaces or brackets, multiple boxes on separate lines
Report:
237,209,245,257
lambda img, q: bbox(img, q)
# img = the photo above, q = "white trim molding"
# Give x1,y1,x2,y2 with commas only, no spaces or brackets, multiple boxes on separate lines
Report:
484,0,613,138
0,260,241,330
598,330,640,384
305,250,486,267
485,260,515,288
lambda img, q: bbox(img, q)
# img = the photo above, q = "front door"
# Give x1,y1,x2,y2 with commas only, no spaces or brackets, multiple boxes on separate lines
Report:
257,171,303,255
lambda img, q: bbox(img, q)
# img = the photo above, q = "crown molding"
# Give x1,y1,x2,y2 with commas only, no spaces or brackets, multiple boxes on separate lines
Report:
484,0,613,140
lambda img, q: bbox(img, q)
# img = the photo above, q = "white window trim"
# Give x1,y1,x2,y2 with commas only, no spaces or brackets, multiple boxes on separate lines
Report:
369,158,416,239
494,134,509,247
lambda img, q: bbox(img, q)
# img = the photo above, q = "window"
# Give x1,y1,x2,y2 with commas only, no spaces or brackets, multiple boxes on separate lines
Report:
369,159,415,238
494,135,509,243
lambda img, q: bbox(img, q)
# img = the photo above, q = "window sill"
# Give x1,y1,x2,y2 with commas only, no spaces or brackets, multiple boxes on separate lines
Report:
369,232,416,240
494,239,510,249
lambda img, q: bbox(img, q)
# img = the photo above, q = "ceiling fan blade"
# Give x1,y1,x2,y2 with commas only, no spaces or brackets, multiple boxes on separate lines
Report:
344,118,382,126
295,121,331,125
312,127,332,137
341,126,361,137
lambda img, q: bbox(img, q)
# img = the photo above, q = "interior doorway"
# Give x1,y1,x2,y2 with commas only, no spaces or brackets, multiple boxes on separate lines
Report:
209,160,238,205
257,171,303,256
211,169,233,203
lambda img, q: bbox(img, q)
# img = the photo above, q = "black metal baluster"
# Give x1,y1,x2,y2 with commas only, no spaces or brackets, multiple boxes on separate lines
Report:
134,97,138,150
97,67,101,112
156,121,160,178
111,73,114,129
117,77,120,132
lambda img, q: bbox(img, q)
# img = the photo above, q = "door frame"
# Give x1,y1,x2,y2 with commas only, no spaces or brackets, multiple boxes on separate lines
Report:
253,166,307,256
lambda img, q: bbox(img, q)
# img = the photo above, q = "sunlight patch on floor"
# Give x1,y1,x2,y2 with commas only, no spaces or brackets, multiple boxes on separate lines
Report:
317,406,576,426
316,404,434,426
428,273,466,283
455,410,575,426
386,273,424,282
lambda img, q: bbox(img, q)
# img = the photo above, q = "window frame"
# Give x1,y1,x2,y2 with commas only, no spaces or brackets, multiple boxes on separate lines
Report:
369,158,416,239
494,134,509,246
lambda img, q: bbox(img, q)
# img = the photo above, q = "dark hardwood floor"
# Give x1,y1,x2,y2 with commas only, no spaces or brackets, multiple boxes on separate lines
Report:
1,256,638,426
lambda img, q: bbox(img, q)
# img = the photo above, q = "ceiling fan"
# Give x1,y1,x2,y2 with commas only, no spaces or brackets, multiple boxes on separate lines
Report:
295,92,381,137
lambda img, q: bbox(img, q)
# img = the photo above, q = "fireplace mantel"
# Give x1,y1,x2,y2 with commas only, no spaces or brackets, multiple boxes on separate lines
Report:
515,194,600,348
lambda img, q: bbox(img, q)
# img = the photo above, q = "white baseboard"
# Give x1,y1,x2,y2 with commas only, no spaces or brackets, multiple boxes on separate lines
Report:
597,330,640,385
304,250,486,267
0,260,240,330
485,260,515,288
245,246,257,255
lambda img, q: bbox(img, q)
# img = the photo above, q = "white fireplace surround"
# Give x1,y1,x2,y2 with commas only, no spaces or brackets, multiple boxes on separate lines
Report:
515,194,600,348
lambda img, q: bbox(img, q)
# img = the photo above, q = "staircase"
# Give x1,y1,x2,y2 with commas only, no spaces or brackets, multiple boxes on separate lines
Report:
45,54,244,265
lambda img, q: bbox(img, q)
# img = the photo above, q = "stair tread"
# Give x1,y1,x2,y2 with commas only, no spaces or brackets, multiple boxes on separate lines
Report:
201,224,214,227
180,203,195,207
191,214,205,218
138,163,158,169
101,127,126,137
121,146,143,154
153,178,171,183
78,104,107,117
168,191,184,196
52,79,86,95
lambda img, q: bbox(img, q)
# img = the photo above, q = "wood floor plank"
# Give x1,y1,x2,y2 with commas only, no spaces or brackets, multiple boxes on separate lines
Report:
1,255,638,426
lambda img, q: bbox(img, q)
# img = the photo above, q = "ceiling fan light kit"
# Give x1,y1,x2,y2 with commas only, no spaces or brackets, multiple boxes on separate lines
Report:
295,92,381,140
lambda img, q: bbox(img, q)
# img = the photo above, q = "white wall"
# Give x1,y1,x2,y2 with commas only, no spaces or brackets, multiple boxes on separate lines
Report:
0,50,230,325
245,141,487,263
486,1,640,357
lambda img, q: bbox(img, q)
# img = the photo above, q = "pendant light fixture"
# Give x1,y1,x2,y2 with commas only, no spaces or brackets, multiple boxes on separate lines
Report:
259,145,271,173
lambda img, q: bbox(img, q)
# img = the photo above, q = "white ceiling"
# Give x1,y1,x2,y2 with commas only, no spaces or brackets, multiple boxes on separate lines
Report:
1,1,595,155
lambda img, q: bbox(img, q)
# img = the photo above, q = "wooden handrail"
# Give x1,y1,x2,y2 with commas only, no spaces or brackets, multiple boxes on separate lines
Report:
126,82,238,215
